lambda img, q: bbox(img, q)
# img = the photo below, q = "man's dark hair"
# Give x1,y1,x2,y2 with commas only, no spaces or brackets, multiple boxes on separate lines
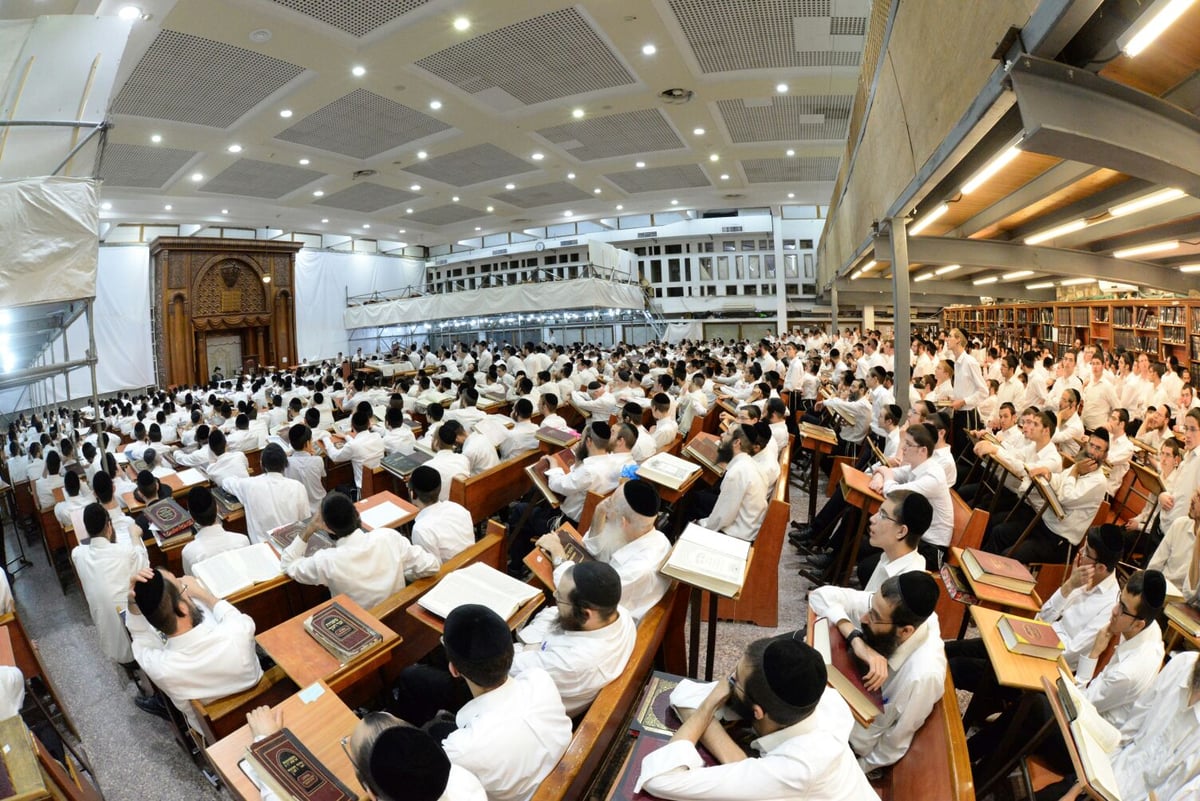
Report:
208,429,227,456
890,489,932,548
288,423,311,452
261,443,287,473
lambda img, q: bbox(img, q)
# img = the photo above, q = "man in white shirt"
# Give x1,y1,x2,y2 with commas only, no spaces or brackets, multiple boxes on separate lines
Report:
695,425,768,542
284,424,327,516
948,327,988,456
281,492,439,610
409,466,475,565
322,410,385,497
848,490,933,592
1104,408,1135,496
1081,355,1120,431
969,408,1063,538
867,422,953,567
180,487,250,576
34,450,64,509
538,393,568,431
1052,388,1085,459
620,402,657,463
636,636,878,801
648,392,678,451
203,430,250,485
428,423,471,503
54,470,91,530
500,398,539,460
126,566,262,731
221,443,310,543
808,572,946,771
72,503,150,666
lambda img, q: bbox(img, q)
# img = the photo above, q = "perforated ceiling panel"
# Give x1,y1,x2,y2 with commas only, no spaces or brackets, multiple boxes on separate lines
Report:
111,30,305,127
414,8,635,107
200,158,325,198
313,182,418,212
537,109,684,161
667,0,864,72
268,0,430,37
276,89,451,160
741,156,840,183
718,95,852,143
489,181,592,209
99,143,196,188
605,164,711,193
404,144,536,187
408,205,483,226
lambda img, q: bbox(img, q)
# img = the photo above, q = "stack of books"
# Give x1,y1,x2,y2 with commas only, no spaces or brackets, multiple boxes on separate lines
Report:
145,498,195,547
303,601,383,662
380,449,433,479
211,485,243,517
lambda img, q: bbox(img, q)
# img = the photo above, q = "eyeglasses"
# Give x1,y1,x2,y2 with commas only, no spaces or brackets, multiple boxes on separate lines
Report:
339,735,355,769
1115,602,1137,619
875,509,900,524
727,673,749,700
864,606,894,626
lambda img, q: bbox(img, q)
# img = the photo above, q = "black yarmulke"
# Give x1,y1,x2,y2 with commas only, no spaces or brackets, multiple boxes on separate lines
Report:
571,561,622,608
82,503,108,537
443,604,512,663
411,465,440,494
590,421,611,440
187,486,214,519
367,727,451,801
897,571,938,619
1142,570,1167,610
133,569,166,619
623,479,660,518
761,639,826,709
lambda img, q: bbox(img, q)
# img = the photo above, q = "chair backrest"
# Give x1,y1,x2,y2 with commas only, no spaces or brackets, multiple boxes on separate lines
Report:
886,672,975,801
189,665,295,744
949,489,989,551
449,449,542,525
577,489,612,535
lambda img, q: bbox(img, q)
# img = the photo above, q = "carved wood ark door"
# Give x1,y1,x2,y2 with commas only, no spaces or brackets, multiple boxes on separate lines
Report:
149,237,302,387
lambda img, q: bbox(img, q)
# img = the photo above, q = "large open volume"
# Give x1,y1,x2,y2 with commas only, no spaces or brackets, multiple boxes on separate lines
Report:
192,542,283,598
659,523,750,598
636,452,702,491
417,562,541,622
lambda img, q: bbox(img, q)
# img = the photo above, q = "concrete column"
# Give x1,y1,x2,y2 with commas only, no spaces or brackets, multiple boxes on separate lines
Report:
889,217,912,413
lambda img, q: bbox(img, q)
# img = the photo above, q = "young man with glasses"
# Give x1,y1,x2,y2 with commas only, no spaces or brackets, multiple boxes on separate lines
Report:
807,572,945,771
863,423,953,570
1147,482,1200,597
636,637,877,800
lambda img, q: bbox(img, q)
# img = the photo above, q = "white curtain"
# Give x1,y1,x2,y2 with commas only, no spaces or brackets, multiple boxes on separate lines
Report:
664,321,704,343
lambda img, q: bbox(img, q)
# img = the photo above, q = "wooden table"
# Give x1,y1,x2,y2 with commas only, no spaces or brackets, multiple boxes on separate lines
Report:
635,464,703,506
256,594,400,695
834,465,883,583
801,432,837,521
354,491,418,531
1165,612,1200,653
206,680,365,801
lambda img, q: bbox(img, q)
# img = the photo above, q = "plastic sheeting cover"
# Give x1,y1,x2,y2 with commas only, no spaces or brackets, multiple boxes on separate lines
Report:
344,277,645,330
0,177,98,307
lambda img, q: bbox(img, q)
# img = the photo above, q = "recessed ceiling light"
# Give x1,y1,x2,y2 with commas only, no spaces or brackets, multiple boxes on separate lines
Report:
118,5,141,20
298,158,310,165
719,173,729,180
709,153,719,162
642,43,657,55
406,208,413,214
572,108,585,119
451,196,460,202
398,229,405,234
410,184,421,191
279,109,293,118
227,144,242,153
692,127,705,136
787,192,795,198
670,199,678,205
566,172,576,180
190,172,203,182
429,100,442,110
220,209,228,214
312,190,324,197
417,151,428,160
363,223,370,229
100,202,112,210
486,205,494,212
163,204,172,210
453,16,470,31
262,275,271,283
505,183,515,190
776,82,788,93
785,148,795,157
474,226,482,231
150,134,162,143
593,188,601,194
351,65,366,77
635,161,646,168
531,152,544,161
564,211,573,217
321,218,329,223
616,204,624,210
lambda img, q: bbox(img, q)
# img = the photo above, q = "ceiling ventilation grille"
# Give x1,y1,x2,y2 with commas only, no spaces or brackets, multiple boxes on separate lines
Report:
537,109,684,161
276,89,451,160
717,95,852,143
99,143,197,188
200,158,325,199
404,143,536,187
269,0,431,37
605,164,711,193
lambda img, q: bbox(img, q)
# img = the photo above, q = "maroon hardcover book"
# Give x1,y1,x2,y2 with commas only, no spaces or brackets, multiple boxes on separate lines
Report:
305,601,380,659
247,728,355,801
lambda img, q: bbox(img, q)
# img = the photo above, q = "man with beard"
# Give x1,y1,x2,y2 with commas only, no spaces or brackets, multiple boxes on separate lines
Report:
533,479,671,622
636,636,878,800
508,561,636,716
693,424,768,542
125,566,262,733
807,572,946,771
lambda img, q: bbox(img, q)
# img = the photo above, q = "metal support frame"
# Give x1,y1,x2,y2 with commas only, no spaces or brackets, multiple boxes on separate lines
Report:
873,235,1196,295
889,218,911,413
838,275,1056,303
829,283,839,338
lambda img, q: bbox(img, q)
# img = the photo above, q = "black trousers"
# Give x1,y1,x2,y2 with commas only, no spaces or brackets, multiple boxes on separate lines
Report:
388,664,473,728
952,408,979,459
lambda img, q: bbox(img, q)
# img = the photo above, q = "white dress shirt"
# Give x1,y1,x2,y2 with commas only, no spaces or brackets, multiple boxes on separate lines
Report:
462,432,500,476
547,452,631,523
1160,446,1200,532
281,526,439,610
863,548,927,593
1036,573,1120,671
699,452,768,542
442,669,572,801
1081,378,1119,430
71,538,150,663
651,417,679,450
323,430,385,491
1052,412,1085,459
808,585,947,771
428,450,471,502
1106,433,1135,496
382,425,417,455
221,472,310,544
1042,465,1109,546
182,524,250,576
552,528,672,623
953,350,988,411
882,460,954,548
512,606,636,716
284,451,327,516
501,421,540,460
824,397,872,444
205,451,250,484
1075,620,1164,732
1148,516,1197,596
412,501,475,565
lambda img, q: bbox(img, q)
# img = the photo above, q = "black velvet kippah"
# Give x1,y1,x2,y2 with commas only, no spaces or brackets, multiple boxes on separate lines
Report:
187,486,214,519
1143,570,1167,610
590,421,611,440
623,479,660,518
898,571,938,619
571,561,622,608
133,569,166,618
761,639,825,708
443,604,511,662
411,465,440,494
367,726,450,801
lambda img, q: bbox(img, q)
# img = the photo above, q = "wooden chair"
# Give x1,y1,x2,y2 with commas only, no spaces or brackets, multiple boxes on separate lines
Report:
528,582,689,801
937,491,991,639
577,490,611,535
448,449,542,525
188,665,297,744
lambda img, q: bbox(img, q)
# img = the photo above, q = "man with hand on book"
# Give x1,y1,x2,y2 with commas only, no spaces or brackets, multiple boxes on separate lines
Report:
409,466,474,565
508,561,636,716
281,491,439,609
807,572,947,772
321,409,386,498
72,502,149,667
125,566,262,730
220,443,310,544
181,486,250,576
635,636,878,800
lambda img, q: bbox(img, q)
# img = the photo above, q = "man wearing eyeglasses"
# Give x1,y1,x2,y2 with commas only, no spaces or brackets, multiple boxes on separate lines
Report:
807,572,945,772
636,637,878,800
1154,408,1200,552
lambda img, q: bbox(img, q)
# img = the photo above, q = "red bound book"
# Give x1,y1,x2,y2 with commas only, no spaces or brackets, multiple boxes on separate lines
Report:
962,547,1037,593
247,728,355,801
303,601,381,662
815,619,884,723
997,615,1065,661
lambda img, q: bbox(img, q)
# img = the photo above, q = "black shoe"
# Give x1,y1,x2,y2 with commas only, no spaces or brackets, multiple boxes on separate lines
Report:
806,552,835,570
134,694,170,721
799,568,828,585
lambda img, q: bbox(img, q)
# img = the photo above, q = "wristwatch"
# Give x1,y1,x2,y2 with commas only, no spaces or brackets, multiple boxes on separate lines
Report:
845,630,864,648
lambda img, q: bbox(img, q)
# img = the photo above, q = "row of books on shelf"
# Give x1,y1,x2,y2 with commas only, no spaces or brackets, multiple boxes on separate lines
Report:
1161,325,1187,345
1112,331,1158,352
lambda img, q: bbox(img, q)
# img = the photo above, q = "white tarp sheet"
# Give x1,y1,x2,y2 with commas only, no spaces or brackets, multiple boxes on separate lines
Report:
664,321,704,343
344,277,645,330
0,177,98,307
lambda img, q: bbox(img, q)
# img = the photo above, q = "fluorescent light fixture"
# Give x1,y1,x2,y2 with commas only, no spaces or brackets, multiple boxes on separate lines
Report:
616,204,624,210
531,152,544,161
1025,218,1087,245
118,5,141,20
1060,278,1095,286
1179,263,1200,273
101,202,112,210
410,184,421,191
972,275,998,285
221,209,228,214
908,203,949,235
776,83,788,93
709,153,719,162
1001,270,1034,280
563,211,573,217
416,151,428,160
190,172,203,182
719,173,729,180
486,205,494,212
321,218,329,223
1114,240,1179,259
862,260,878,272
850,269,864,280
566,172,576,180
635,161,645,168
504,183,516,190
1109,187,1186,217
593,188,602,194
1120,0,1196,57
405,208,413,214
451,196,460,202
163,204,172,211
934,264,961,275
362,223,370,229
475,226,482,231
914,272,935,282
150,134,162,143
786,149,795,157
961,145,1022,195
670,199,679,205
1026,282,1056,289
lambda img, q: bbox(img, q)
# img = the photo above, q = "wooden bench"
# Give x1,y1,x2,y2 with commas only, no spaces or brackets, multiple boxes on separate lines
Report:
875,672,974,801
936,490,991,640
188,664,298,744
369,522,507,681
449,449,543,526
529,582,689,801
0,610,78,737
